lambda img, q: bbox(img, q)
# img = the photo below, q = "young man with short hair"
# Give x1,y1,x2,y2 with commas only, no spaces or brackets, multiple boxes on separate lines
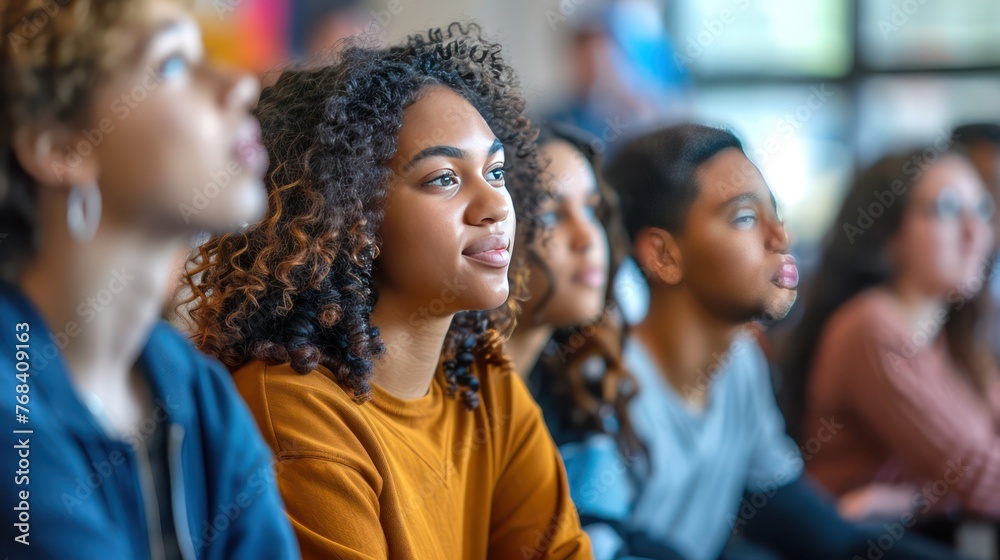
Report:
604,123,966,560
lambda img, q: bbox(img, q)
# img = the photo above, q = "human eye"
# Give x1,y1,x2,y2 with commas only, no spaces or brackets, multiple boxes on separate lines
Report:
486,164,505,185
733,208,757,229
158,52,190,80
424,171,459,188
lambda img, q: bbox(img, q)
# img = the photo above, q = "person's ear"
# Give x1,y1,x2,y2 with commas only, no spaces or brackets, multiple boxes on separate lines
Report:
634,227,683,286
10,122,99,192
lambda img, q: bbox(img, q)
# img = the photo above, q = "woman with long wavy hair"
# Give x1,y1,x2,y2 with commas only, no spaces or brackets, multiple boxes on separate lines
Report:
505,123,682,560
782,146,1000,526
183,24,591,559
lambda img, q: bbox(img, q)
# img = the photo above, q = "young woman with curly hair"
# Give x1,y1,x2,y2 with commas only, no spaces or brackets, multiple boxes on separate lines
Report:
182,23,591,559
505,123,684,560
0,0,298,558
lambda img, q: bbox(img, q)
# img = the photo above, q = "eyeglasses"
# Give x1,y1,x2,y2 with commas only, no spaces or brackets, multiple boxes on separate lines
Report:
920,189,995,223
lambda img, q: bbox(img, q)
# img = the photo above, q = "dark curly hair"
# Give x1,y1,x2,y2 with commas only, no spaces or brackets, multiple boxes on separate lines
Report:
181,23,542,410
528,122,647,461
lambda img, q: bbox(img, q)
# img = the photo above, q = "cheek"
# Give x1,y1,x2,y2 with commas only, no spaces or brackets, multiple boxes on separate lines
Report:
972,221,994,259
960,223,993,279
100,93,227,203
906,224,968,285
381,196,464,282
536,231,572,273
689,230,762,284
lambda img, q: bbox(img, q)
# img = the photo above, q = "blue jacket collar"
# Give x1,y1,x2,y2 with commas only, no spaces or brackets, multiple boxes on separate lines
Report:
0,280,197,442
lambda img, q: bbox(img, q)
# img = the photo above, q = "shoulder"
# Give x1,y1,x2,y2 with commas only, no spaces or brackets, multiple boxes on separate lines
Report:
475,356,541,424
144,321,257,424
468,356,555,464
232,360,381,474
825,288,906,342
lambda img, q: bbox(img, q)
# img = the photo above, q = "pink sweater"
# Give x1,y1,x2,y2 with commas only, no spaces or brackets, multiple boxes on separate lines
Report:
804,288,1000,518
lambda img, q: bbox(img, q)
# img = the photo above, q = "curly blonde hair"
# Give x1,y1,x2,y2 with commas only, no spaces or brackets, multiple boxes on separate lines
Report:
0,0,188,276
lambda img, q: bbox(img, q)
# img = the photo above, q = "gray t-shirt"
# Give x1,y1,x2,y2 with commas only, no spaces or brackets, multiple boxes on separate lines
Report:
625,335,803,560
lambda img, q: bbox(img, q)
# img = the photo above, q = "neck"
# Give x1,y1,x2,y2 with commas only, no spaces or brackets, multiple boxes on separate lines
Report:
18,226,187,396
887,276,947,339
634,286,745,409
369,290,453,400
506,321,555,381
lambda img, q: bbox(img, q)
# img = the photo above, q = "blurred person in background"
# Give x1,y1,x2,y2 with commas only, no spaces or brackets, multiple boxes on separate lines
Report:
953,124,1000,225
782,146,1000,545
182,23,592,559
603,123,966,560
291,0,373,56
0,0,299,558
506,123,684,560
545,0,689,157
953,123,1000,360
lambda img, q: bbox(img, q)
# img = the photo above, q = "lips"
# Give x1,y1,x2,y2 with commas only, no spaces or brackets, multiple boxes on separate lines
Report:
572,266,605,288
773,254,799,290
233,119,268,174
462,234,511,268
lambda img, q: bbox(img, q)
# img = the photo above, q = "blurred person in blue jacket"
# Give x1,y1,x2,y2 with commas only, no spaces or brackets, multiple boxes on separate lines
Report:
0,1,299,558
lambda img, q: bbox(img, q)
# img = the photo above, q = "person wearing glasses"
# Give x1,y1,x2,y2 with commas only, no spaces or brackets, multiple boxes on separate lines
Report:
784,146,1000,530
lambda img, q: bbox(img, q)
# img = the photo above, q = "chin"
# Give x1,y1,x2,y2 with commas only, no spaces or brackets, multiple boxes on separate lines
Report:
466,284,510,312
182,189,267,234
761,288,798,322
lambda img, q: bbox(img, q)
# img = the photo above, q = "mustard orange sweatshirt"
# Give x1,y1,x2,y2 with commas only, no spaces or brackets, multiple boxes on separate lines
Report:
233,358,592,559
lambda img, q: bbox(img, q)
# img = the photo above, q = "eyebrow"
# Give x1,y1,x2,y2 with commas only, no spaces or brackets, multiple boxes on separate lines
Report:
404,138,503,171
719,192,762,209
133,20,195,64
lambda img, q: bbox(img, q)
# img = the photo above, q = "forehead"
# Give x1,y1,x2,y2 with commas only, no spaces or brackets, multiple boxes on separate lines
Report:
393,85,494,157
541,141,596,198
105,0,196,67
912,154,983,201
691,148,768,207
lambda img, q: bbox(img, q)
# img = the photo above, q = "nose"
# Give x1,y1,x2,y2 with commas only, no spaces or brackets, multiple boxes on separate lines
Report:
765,212,790,254
466,176,511,225
568,209,597,253
205,62,260,112
960,207,983,250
